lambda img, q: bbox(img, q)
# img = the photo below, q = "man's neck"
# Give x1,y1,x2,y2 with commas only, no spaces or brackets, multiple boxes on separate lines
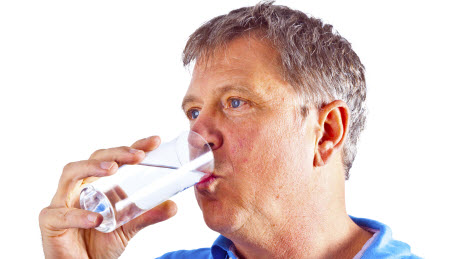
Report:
224,168,373,259
229,208,372,259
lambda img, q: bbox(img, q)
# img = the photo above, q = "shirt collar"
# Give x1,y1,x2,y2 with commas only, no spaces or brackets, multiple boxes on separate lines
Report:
211,235,238,259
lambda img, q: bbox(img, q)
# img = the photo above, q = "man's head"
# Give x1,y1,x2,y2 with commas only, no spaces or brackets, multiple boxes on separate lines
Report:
181,1,366,238
183,1,366,179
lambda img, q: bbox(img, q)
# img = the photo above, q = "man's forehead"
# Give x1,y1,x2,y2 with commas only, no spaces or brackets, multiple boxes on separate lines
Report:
195,34,281,73
185,37,287,96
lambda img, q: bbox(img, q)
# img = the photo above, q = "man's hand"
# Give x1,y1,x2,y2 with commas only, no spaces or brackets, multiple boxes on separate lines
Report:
39,136,178,259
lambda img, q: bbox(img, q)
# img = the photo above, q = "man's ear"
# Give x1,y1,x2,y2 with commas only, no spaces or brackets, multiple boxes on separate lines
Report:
313,100,350,167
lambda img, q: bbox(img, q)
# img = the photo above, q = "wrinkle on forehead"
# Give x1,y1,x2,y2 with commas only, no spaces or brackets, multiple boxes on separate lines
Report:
193,34,283,80
193,38,292,97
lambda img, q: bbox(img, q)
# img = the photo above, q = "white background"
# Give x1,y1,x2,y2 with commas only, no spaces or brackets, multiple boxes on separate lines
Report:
1,0,469,258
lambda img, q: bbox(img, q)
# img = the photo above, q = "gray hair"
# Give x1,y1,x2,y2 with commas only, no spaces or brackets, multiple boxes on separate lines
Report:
182,1,367,179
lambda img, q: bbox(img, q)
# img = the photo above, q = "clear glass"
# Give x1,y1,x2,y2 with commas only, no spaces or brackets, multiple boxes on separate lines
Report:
79,131,214,233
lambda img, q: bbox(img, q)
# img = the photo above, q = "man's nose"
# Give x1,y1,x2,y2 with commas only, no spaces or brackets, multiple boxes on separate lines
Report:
190,109,223,151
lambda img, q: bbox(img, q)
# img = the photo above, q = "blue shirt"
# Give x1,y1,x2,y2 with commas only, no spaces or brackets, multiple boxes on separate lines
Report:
157,216,422,259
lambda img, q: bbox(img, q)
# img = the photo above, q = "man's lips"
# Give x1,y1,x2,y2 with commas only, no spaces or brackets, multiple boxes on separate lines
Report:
198,173,213,184
196,172,217,190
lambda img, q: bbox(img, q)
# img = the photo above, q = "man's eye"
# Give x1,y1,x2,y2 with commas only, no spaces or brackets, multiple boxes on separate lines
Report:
229,98,245,108
187,109,200,119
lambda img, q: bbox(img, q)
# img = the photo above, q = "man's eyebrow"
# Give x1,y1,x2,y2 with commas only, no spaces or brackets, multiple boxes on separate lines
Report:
215,85,258,98
181,84,262,110
181,95,202,110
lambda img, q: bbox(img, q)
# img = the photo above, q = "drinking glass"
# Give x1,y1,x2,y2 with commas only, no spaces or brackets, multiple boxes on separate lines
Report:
79,131,214,233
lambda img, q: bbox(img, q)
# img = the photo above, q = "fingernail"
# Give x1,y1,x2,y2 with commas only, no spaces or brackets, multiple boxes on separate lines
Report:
129,148,141,154
87,214,98,223
100,161,114,170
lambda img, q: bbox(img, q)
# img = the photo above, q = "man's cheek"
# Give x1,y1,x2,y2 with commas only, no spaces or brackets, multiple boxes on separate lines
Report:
226,126,258,155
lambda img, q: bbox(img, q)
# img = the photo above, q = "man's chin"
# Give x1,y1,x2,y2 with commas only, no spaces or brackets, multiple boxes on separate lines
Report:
202,213,240,235
197,199,240,235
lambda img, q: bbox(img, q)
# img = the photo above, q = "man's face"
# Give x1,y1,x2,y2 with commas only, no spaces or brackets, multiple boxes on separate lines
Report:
182,36,317,236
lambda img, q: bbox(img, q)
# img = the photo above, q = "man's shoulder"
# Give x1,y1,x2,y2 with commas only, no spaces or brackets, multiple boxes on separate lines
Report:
156,248,212,259
156,235,236,259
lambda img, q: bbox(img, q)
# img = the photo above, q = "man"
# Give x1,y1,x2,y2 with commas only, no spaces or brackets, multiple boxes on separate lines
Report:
39,2,420,258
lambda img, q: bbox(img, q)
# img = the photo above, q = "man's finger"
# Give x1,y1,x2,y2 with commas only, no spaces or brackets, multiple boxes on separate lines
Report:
51,160,118,207
89,146,145,165
130,136,161,152
122,200,177,239
39,207,103,235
